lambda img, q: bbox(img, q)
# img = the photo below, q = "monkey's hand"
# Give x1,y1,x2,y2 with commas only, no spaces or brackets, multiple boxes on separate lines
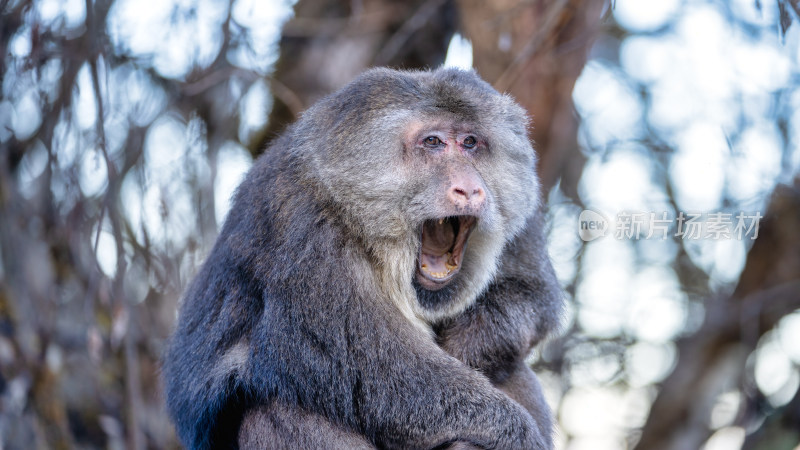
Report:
435,304,557,450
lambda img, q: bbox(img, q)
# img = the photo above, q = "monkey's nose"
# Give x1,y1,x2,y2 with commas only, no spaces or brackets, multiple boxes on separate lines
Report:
448,184,486,212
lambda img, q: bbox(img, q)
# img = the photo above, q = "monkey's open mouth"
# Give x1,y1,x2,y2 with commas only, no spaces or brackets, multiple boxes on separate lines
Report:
416,216,476,290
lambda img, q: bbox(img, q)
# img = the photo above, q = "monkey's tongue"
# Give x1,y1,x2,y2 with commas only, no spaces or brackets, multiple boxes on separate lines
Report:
419,252,455,277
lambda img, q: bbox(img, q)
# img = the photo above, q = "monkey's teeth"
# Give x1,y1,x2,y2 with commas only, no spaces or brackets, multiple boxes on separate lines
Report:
421,254,457,279
444,253,456,271
422,265,447,278
438,218,444,225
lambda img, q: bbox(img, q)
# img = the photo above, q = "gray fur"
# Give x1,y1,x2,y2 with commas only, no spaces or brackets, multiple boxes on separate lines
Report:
162,67,563,449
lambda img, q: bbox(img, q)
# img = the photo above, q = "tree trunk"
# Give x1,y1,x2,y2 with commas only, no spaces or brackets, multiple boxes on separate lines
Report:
254,0,458,156
634,178,800,450
457,0,607,194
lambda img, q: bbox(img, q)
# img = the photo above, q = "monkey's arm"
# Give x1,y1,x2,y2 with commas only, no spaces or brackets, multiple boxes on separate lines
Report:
245,294,548,450
238,401,376,450
435,210,563,384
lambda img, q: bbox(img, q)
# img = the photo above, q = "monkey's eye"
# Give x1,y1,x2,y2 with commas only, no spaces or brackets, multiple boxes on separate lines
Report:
463,136,477,149
423,136,443,147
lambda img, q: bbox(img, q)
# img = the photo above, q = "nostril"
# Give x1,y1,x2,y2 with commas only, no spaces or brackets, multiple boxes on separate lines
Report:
449,186,485,207
447,169,487,210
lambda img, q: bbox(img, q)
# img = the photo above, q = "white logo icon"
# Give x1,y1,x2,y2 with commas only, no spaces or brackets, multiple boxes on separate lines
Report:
578,210,608,242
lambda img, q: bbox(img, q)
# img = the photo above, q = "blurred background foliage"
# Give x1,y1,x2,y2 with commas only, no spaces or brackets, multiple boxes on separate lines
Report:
1,0,799,449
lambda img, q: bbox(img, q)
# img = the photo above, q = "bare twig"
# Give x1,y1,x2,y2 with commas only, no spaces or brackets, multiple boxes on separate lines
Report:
268,77,306,117
374,0,448,66
494,0,570,91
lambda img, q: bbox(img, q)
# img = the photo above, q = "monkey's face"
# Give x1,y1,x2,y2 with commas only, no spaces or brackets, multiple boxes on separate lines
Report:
307,68,539,321
398,116,538,319
406,125,489,292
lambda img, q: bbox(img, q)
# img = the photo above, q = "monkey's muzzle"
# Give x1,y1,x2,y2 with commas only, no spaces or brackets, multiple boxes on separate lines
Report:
416,216,476,290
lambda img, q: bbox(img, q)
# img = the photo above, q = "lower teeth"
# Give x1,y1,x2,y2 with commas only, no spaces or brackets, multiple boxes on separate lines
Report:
424,266,455,279
422,253,457,279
